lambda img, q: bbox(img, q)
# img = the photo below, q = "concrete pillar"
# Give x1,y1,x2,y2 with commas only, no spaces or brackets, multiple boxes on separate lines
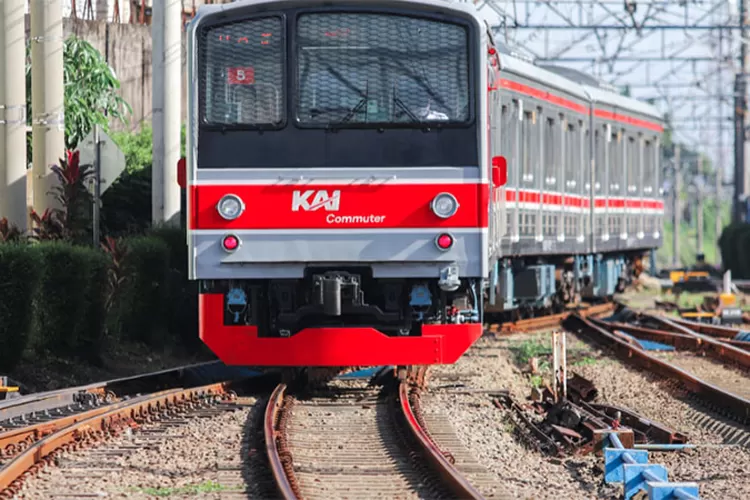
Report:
152,0,182,226
30,0,65,215
1,0,28,228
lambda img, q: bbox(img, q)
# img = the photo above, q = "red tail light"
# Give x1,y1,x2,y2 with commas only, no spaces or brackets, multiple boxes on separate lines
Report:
222,234,240,252
177,157,186,188
435,233,454,251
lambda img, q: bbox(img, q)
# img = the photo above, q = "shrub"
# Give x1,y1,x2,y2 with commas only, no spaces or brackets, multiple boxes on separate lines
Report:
118,236,171,346
0,244,41,371
34,242,109,362
101,166,152,237
148,226,200,348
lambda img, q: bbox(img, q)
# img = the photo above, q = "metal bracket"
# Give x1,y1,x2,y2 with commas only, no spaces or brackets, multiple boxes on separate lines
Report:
31,112,65,131
31,35,66,44
0,105,27,125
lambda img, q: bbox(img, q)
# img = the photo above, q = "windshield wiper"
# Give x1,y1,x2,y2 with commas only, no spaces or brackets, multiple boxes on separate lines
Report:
325,82,369,126
391,83,420,123
393,95,420,122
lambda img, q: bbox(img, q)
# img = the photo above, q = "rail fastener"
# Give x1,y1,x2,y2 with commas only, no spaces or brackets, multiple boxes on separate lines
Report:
398,381,485,500
600,430,700,500
0,383,235,498
265,384,302,500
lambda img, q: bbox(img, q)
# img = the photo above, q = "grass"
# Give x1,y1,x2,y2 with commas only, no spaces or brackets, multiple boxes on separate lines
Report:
129,481,242,497
507,335,603,391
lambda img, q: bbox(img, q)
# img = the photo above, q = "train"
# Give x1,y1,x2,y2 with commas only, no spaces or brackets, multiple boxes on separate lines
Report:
181,0,665,368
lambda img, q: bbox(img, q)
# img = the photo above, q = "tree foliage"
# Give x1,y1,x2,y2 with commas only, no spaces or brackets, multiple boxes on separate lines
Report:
26,36,131,152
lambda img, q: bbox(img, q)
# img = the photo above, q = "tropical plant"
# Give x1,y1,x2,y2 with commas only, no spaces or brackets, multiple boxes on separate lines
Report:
26,36,131,153
29,150,94,242
50,150,94,236
29,208,67,241
0,218,24,243
101,235,129,314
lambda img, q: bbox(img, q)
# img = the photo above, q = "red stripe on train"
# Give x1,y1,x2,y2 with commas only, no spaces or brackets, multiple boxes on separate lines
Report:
494,78,663,132
191,183,489,230
500,189,663,210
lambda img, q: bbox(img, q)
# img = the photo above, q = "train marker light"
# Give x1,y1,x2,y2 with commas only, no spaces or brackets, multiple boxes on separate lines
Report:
492,156,507,186
177,157,186,188
222,234,240,252
435,233,454,251
431,193,459,218
217,194,245,220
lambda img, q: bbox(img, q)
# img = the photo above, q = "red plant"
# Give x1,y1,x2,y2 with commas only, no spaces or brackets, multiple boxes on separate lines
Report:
40,149,93,242
29,208,67,241
0,217,24,243
101,235,129,312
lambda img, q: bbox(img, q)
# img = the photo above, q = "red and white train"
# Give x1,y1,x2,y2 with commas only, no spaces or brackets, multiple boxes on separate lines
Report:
183,0,664,367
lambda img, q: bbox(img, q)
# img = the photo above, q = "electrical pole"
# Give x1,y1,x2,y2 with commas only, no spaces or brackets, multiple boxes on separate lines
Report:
717,27,724,267
697,154,704,256
0,0,27,229
735,0,750,223
152,0,182,226
30,0,65,215
673,146,681,268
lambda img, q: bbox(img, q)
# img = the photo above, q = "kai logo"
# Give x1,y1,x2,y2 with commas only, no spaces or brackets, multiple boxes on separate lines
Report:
291,189,341,212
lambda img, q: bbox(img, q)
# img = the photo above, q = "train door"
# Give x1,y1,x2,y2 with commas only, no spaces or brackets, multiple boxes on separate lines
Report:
637,134,645,240
502,99,519,245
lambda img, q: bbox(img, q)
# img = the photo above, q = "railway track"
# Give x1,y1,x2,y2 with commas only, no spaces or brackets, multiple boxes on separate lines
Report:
0,362,266,498
265,371,491,499
564,313,750,426
489,301,615,334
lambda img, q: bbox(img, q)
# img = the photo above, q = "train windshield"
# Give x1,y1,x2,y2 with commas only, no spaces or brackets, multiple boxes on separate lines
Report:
296,12,470,127
201,16,285,126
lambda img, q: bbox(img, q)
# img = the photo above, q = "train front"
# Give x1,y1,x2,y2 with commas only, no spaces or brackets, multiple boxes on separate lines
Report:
186,0,488,366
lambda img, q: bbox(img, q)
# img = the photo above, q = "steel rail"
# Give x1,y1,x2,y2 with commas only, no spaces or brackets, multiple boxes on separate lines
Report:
493,302,615,334
398,381,485,500
670,317,740,340
0,382,233,497
565,314,750,424
264,384,300,500
0,360,234,423
649,315,750,370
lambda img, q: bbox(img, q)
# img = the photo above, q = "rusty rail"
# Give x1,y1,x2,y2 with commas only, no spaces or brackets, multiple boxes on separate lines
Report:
670,317,740,339
648,315,750,370
564,314,750,424
0,382,234,497
494,302,615,334
264,384,301,500
398,381,484,500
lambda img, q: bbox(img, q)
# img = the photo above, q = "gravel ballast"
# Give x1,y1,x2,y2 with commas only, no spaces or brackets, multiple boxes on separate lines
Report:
13,397,271,499
427,331,750,500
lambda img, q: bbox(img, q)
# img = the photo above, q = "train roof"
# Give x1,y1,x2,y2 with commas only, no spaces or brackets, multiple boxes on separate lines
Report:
194,0,482,19
191,0,662,125
496,45,663,123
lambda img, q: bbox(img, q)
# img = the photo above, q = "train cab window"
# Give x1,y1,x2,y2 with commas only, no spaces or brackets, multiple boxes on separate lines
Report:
295,13,470,127
200,16,285,126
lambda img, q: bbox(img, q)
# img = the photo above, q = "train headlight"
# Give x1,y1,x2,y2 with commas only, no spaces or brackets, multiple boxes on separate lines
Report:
431,193,459,219
217,194,245,220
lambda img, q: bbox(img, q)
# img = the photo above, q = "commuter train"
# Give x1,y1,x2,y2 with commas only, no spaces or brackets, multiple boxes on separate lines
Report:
183,0,664,367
